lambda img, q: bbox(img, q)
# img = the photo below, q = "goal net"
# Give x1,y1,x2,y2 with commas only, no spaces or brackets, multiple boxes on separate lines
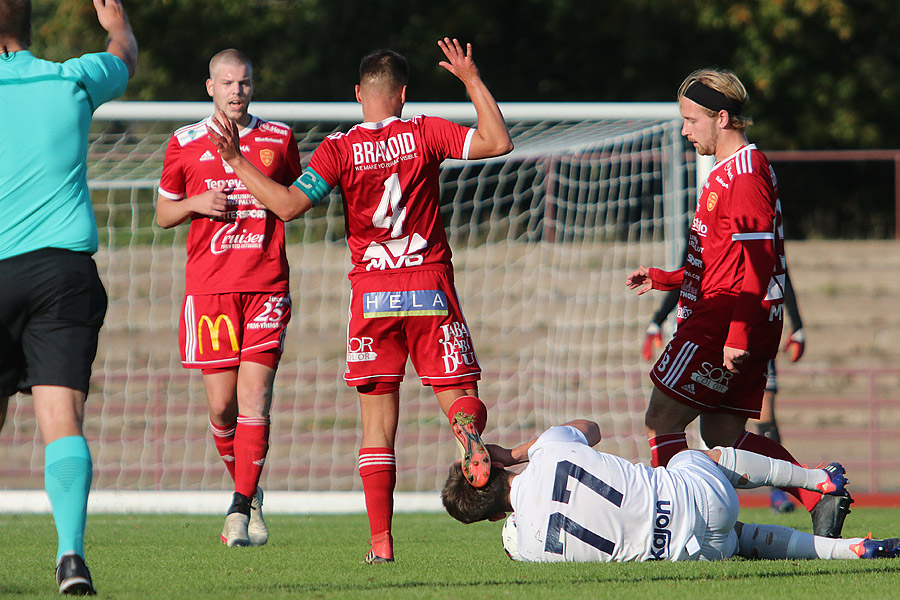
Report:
0,102,698,505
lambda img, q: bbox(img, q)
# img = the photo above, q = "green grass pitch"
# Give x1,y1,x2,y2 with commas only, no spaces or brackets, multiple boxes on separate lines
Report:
2,508,899,599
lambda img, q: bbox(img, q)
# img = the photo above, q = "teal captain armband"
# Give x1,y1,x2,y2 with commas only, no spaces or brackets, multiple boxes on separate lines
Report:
292,167,333,206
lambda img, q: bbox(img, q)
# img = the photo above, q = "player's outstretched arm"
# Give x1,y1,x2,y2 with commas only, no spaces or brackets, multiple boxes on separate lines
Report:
208,112,313,222
626,266,684,296
437,38,513,160
93,0,137,77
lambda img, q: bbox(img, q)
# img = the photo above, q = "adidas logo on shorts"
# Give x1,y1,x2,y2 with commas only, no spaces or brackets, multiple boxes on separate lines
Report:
680,383,696,395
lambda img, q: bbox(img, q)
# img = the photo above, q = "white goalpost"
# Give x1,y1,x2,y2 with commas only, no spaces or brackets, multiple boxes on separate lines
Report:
0,102,698,513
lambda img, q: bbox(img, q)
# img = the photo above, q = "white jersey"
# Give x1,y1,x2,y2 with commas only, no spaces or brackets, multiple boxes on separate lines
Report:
509,427,738,562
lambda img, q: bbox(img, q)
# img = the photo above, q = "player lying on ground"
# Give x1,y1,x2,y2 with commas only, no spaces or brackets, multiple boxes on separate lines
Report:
442,421,899,562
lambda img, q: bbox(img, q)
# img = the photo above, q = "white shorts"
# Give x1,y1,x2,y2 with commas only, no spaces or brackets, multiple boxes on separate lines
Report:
667,450,740,561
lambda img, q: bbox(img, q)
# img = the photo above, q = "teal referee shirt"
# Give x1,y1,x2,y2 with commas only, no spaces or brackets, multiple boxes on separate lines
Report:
0,51,128,261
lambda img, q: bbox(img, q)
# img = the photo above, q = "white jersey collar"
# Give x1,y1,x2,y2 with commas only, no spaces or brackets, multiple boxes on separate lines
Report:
358,115,401,130
205,114,258,138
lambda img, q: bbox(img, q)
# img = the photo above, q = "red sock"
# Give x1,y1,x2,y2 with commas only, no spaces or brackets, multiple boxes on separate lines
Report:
210,420,236,480
649,433,688,467
359,447,396,537
234,415,270,498
447,396,487,434
733,431,822,512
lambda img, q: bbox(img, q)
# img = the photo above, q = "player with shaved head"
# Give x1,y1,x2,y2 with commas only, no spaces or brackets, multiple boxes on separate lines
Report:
156,48,302,548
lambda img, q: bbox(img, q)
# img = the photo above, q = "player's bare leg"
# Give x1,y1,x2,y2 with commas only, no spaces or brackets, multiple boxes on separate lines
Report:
235,361,276,546
644,387,699,467
34,386,96,595
436,387,490,488
359,390,400,563
701,411,853,538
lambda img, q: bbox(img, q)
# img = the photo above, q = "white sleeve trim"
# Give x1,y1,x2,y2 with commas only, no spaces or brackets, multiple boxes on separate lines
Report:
461,128,476,160
157,188,185,200
732,232,774,241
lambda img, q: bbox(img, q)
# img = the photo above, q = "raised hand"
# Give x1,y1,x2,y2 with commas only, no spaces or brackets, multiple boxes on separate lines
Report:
208,111,243,163
437,38,480,86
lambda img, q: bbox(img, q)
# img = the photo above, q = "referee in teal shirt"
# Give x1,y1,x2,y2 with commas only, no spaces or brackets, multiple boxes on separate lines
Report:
0,0,136,595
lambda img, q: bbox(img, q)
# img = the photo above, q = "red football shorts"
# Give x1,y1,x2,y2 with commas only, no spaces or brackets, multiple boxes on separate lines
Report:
180,292,291,369
649,335,767,418
344,267,480,389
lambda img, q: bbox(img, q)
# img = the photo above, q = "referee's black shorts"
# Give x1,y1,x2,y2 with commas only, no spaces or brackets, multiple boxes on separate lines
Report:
0,248,107,397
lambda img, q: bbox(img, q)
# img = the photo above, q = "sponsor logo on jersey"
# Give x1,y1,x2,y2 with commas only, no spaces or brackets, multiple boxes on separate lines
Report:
690,362,732,393
679,282,699,302
362,290,448,318
259,122,289,135
352,132,417,168
260,149,274,167
724,161,734,180
706,191,719,212
254,137,284,144
199,150,216,162
676,305,692,320
252,458,266,466
247,295,289,330
691,216,708,237
714,176,729,190
211,222,265,254
686,253,703,269
649,500,672,560
363,233,428,271
688,234,703,254
197,314,239,354
440,321,477,374
347,336,377,362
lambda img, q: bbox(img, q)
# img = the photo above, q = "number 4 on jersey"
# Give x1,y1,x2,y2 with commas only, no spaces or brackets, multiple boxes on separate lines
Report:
372,173,406,238
544,460,624,556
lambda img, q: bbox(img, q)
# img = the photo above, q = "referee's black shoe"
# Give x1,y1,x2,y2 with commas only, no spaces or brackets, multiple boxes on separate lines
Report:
56,553,96,596
811,491,854,538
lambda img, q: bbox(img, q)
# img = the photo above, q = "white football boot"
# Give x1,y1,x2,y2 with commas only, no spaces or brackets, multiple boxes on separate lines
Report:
248,486,268,546
221,512,251,547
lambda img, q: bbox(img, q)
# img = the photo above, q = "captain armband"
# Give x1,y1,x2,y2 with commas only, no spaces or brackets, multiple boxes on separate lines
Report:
292,167,333,206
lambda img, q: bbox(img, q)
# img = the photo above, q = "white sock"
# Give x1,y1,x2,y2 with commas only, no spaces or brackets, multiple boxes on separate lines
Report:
714,446,828,491
738,523,863,559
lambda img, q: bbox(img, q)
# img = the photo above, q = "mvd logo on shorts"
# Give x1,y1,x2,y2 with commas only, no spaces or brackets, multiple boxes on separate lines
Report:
363,290,448,318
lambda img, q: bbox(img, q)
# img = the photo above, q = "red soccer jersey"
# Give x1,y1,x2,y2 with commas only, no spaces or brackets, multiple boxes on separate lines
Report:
673,144,786,356
158,116,301,294
306,115,474,278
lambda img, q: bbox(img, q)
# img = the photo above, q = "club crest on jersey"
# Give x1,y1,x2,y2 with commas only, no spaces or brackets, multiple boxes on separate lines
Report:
260,149,274,167
706,192,718,212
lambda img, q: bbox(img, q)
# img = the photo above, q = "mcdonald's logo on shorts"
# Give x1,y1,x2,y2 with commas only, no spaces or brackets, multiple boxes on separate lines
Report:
197,314,239,354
